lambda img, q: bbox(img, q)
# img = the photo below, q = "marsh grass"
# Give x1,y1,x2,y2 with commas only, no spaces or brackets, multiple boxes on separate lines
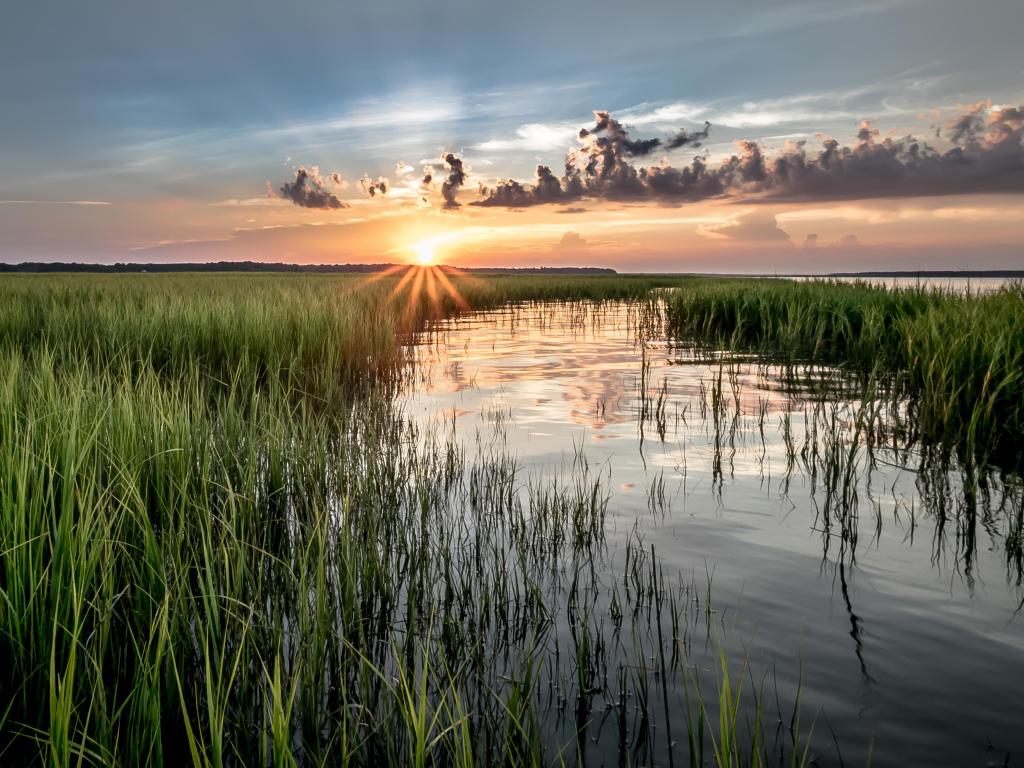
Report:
0,272,824,766
668,349,1023,582
666,279,1024,469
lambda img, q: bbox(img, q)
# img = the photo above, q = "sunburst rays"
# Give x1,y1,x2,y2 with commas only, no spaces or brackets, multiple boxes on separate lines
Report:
388,264,472,313
348,261,479,320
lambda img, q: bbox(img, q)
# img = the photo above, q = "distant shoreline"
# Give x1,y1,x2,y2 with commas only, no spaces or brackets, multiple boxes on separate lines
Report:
814,270,1024,278
0,261,1022,278
0,261,617,275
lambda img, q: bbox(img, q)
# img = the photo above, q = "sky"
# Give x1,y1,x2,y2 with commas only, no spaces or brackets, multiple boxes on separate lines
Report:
2,0,1023,272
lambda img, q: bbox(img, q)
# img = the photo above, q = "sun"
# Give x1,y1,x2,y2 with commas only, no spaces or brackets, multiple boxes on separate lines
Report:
413,241,436,266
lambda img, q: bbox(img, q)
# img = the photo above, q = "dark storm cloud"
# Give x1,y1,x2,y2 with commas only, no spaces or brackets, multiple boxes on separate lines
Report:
623,136,662,156
945,101,988,146
440,153,466,209
476,110,715,207
571,112,651,197
473,103,1024,208
279,165,348,209
991,106,1024,126
475,164,573,207
987,106,1024,143
475,112,713,208
756,106,1024,202
666,120,711,150
578,111,673,157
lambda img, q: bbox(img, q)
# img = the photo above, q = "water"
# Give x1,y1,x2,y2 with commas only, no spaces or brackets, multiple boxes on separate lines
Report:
401,300,1024,767
795,275,1015,294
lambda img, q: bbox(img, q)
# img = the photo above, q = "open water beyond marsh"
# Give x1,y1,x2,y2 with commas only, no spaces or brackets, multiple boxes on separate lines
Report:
402,300,1024,767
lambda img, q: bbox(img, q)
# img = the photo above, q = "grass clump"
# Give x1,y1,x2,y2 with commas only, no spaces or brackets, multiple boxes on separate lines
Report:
666,279,1024,468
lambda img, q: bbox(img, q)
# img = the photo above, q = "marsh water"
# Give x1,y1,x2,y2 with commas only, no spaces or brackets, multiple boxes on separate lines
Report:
402,300,1024,767
795,276,1014,294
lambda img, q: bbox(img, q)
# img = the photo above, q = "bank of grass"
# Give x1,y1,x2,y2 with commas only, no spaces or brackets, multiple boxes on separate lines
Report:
0,272,679,400
0,272,821,766
666,278,1024,468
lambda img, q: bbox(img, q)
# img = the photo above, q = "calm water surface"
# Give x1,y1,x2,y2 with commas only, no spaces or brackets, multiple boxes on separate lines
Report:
402,300,1024,767
795,276,1015,293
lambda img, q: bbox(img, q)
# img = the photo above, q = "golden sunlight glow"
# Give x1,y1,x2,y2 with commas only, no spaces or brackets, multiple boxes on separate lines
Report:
413,241,436,265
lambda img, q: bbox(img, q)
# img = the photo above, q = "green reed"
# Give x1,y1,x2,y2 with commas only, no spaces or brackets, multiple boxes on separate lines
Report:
0,272,818,766
665,279,1024,469
0,272,679,402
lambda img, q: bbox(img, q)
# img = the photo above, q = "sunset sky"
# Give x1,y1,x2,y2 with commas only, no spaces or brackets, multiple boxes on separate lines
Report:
2,0,1022,272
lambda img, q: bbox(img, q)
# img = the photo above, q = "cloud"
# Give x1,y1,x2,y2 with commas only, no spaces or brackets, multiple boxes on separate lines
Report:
360,176,389,197
256,92,466,141
945,101,989,146
618,102,709,128
474,164,574,207
803,233,819,247
702,211,790,242
666,121,711,150
440,153,467,209
558,231,587,249
213,196,289,208
273,101,1024,215
987,105,1024,143
279,165,348,209
475,111,719,209
477,110,714,207
474,110,715,207
475,122,578,152
474,102,1024,208
577,111,665,158
752,107,1024,202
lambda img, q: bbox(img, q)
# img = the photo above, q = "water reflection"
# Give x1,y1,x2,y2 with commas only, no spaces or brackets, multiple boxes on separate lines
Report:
402,300,1024,766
